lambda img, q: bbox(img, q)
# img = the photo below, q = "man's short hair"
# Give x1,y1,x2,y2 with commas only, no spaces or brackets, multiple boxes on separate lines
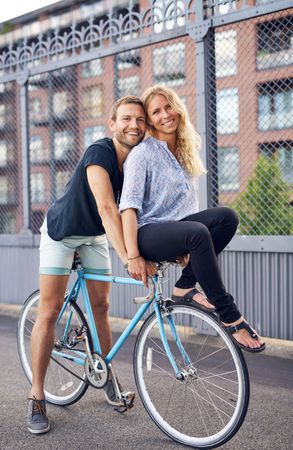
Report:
110,95,144,121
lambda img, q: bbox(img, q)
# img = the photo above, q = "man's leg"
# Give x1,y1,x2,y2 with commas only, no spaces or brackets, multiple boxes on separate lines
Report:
86,279,112,356
29,274,69,400
27,274,69,434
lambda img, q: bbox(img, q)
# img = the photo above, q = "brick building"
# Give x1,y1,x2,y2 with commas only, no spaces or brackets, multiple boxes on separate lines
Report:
0,0,292,233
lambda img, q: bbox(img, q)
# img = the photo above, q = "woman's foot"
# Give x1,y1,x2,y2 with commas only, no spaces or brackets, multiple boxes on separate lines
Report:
172,287,215,311
223,316,265,352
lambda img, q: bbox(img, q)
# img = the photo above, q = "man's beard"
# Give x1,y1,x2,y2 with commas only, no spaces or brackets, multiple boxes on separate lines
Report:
115,131,144,150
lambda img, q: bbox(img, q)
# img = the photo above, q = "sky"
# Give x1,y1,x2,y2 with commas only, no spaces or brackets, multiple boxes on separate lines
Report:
0,0,59,24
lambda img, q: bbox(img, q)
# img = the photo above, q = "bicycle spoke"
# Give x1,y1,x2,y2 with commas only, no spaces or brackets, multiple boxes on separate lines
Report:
135,304,249,447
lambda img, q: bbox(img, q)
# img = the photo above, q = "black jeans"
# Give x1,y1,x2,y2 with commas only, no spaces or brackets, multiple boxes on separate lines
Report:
138,207,241,323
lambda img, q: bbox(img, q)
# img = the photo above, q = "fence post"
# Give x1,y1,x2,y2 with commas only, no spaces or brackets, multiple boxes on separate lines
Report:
189,0,218,210
17,71,32,235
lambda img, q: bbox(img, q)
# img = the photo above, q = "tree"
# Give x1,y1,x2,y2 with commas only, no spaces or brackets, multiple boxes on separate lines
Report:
232,154,293,235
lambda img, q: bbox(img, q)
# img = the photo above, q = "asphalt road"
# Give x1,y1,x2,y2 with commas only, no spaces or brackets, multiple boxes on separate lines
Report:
1,315,293,450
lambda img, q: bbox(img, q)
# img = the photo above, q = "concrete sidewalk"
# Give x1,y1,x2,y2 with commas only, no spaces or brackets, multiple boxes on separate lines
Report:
1,302,293,360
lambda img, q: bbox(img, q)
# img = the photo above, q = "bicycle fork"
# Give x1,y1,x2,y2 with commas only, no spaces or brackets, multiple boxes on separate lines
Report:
154,302,197,381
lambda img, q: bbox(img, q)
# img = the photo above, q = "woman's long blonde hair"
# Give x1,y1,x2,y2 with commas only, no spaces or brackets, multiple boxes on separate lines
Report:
142,85,206,176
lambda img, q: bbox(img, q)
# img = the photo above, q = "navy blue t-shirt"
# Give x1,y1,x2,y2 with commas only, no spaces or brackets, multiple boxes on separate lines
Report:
47,138,122,241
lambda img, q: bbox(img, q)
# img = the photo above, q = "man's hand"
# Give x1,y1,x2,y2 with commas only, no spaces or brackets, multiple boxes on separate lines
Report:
175,254,190,267
146,261,158,277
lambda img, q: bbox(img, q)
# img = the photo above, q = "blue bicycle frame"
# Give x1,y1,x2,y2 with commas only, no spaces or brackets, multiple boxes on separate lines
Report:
54,267,190,379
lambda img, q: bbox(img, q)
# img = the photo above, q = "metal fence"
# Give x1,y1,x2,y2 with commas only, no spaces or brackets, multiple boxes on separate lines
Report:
0,0,292,339
0,0,292,238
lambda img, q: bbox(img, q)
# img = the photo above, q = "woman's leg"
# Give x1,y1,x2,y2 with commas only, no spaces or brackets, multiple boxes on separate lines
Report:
138,220,240,323
138,220,264,350
176,207,239,288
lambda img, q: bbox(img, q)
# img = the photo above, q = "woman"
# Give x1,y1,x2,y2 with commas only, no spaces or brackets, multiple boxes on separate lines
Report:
119,85,265,353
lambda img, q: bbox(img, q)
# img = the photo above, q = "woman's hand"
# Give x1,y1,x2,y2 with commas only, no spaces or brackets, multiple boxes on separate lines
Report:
127,258,158,287
127,256,148,287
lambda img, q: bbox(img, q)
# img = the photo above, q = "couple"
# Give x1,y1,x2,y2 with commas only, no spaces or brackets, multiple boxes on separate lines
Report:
27,85,265,434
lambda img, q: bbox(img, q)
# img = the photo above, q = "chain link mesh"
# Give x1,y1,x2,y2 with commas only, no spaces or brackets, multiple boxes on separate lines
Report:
26,36,196,233
207,10,293,235
0,6,292,236
0,81,21,233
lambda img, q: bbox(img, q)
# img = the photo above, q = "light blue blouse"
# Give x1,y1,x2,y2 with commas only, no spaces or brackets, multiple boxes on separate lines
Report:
119,137,200,228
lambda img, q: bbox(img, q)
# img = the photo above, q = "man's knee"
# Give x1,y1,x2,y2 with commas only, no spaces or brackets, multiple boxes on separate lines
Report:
91,296,110,315
37,302,62,325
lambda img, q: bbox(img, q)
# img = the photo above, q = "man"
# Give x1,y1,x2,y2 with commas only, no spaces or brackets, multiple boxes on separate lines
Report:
27,96,147,434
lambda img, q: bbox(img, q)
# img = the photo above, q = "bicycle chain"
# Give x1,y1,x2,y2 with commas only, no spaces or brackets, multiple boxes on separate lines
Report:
50,355,90,385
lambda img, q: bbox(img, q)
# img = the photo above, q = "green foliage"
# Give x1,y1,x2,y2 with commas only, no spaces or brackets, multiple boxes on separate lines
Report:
232,154,293,235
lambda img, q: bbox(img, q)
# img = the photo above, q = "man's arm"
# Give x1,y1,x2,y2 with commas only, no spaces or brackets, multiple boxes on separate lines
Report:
86,165,128,266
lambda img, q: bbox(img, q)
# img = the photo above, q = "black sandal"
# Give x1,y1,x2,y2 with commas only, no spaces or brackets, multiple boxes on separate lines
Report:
224,320,266,353
171,288,216,312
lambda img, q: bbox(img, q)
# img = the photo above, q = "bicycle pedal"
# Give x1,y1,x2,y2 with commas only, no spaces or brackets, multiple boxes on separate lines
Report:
121,391,135,408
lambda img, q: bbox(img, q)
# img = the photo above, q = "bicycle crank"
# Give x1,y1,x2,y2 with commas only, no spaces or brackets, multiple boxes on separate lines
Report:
84,353,108,388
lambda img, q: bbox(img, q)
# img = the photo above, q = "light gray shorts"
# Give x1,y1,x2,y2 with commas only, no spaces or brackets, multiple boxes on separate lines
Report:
39,219,112,276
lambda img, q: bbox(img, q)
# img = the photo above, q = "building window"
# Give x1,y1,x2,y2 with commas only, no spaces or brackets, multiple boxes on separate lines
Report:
258,79,293,131
215,29,237,78
54,131,74,160
56,171,71,198
257,16,293,70
0,176,14,205
84,126,106,149
216,88,239,134
53,91,72,117
259,141,293,185
218,147,240,192
218,1,236,14
117,33,141,70
117,48,141,70
0,104,6,128
0,82,13,94
153,42,185,87
0,141,13,167
29,98,43,122
31,210,45,234
81,59,103,78
0,211,16,234
31,173,45,203
118,76,140,97
82,86,103,118
30,136,47,162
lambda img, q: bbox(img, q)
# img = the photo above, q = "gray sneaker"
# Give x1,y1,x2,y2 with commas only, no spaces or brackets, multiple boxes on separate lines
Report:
27,397,50,434
103,378,124,406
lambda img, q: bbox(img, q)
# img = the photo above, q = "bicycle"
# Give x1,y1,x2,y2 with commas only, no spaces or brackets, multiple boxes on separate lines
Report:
17,253,249,449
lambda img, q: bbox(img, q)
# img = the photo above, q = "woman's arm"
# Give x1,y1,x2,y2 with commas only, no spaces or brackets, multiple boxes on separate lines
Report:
121,208,156,287
121,208,148,286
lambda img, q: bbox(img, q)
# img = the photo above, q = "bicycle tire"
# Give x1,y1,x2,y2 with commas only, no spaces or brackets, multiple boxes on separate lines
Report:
133,302,249,449
17,289,93,406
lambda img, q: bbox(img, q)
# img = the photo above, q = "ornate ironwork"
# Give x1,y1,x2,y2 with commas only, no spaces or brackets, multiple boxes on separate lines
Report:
0,1,197,77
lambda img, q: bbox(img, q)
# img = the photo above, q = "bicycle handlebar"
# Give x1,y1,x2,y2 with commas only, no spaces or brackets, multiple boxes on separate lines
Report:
133,278,156,305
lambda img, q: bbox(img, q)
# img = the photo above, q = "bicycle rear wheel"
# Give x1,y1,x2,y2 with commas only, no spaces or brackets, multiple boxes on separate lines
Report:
17,290,92,406
134,302,249,449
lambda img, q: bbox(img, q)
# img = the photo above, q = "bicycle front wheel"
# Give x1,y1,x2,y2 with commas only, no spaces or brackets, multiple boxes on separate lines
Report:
134,303,249,449
17,290,92,406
